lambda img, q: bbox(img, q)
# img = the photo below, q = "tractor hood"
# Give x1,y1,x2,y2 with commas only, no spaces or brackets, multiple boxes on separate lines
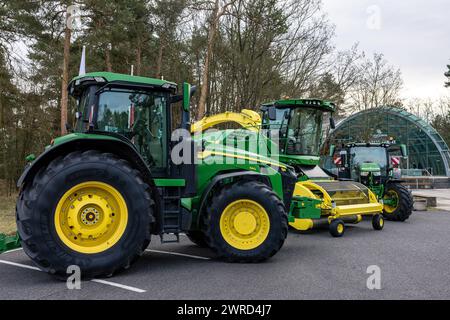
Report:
195,129,290,170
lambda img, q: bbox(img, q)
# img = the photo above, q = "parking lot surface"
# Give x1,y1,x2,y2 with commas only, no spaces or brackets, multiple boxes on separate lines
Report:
0,210,449,300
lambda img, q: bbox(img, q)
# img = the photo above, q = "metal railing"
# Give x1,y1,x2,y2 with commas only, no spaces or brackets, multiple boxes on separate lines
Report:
402,169,432,177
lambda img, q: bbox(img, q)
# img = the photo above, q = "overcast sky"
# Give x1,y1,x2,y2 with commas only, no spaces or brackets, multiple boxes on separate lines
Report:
322,0,450,101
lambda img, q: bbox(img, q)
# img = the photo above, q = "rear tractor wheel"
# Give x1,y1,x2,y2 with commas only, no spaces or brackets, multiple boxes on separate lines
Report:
382,183,413,222
202,180,288,262
16,150,153,278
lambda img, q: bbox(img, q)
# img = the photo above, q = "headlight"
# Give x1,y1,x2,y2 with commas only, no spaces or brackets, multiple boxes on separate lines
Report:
360,171,369,177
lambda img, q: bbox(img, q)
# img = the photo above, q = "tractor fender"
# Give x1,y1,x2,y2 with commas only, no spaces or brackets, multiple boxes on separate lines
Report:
196,171,271,227
17,137,163,234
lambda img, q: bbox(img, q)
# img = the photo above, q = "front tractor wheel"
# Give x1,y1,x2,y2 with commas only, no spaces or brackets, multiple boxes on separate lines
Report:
372,214,384,230
329,219,345,237
202,180,288,262
382,183,413,222
16,151,153,278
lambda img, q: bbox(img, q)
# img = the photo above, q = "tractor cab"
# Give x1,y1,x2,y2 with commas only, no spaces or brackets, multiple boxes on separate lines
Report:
331,142,408,184
69,72,189,174
259,99,336,178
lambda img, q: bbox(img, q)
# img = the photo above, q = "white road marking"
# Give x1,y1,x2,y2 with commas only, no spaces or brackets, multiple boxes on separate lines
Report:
0,259,146,293
2,247,24,254
0,259,41,271
91,279,146,293
146,249,211,260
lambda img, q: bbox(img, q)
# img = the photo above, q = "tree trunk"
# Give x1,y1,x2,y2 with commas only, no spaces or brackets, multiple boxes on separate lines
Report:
0,90,3,128
136,45,142,76
60,10,72,136
105,46,112,72
155,38,164,78
0,94,6,193
197,0,220,120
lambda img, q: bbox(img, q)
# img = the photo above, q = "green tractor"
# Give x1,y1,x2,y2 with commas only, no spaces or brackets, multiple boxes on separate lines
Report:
15,72,297,278
193,99,385,237
329,143,413,222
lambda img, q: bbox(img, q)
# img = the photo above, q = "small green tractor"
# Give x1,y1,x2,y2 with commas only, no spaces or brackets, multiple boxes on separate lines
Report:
329,143,413,222
15,72,298,277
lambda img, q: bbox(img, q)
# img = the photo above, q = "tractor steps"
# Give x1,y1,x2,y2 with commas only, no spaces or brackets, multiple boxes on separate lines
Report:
158,186,183,243
160,233,180,244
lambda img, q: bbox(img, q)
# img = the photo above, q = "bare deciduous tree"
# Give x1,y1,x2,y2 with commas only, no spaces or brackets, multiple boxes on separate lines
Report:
196,0,236,119
348,53,403,112
278,0,334,98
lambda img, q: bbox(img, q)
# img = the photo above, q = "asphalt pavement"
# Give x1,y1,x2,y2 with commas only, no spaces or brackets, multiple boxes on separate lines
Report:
0,210,449,300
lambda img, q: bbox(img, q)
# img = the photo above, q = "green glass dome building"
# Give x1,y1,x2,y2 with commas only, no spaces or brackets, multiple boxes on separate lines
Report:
326,107,450,176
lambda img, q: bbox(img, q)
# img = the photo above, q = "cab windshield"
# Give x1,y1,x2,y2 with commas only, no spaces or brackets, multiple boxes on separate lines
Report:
261,107,324,156
285,107,323,156
350,147,387,172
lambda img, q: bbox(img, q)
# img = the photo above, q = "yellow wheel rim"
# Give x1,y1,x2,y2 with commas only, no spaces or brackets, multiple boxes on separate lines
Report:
383,190,399,214
220,199,270,250
337,223,344,234
379,217,384,227
54,181,128,254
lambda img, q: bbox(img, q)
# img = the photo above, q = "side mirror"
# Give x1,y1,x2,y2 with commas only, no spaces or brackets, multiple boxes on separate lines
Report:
339,151,347,167
329,144,336,157
330,117,336,130
65,122,73,133
182,82,191,112
170,95,183,104
268,107,277,121
182,82,195,130
190,85,197,98
400,144,408,157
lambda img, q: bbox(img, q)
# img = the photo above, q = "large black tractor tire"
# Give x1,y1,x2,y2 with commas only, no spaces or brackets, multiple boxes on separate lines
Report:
202,180,288,262
16,150,153,278
382,182,413,222
186,231,209,248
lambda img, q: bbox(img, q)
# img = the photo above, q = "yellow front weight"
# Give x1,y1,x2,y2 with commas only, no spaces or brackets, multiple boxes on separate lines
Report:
54,181,128,254
220,200,270,250
289,218,314,231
